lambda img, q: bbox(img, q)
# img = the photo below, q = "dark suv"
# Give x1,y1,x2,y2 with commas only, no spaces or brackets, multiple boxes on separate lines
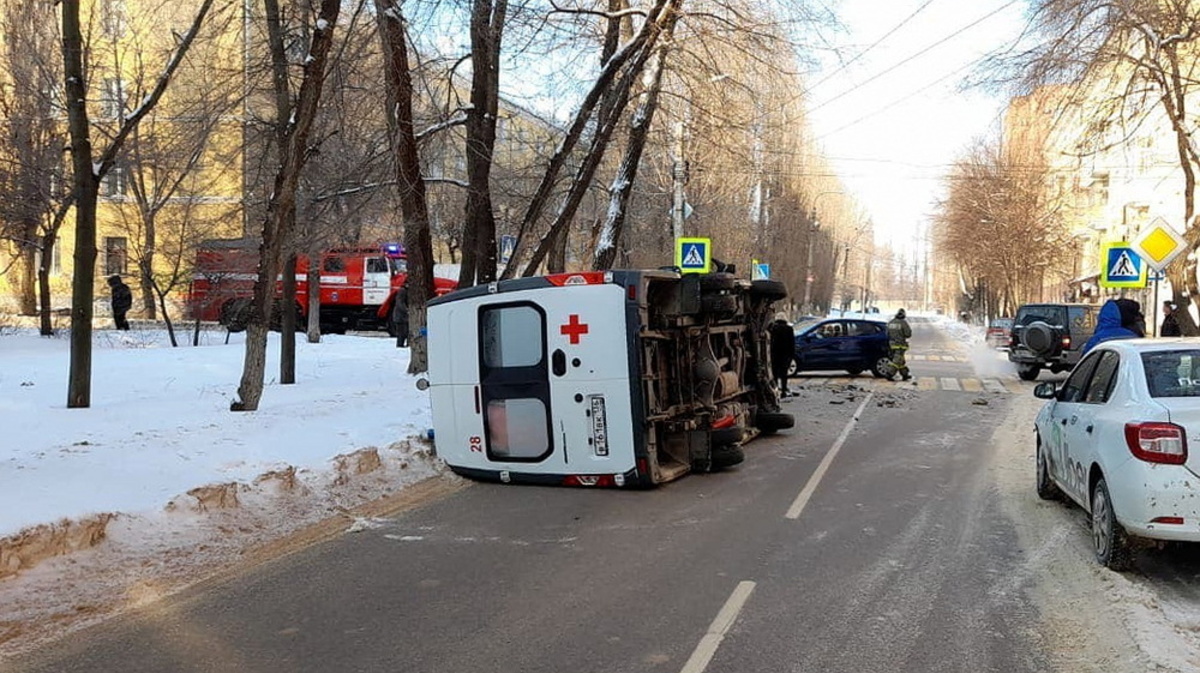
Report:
1008,303,1098,380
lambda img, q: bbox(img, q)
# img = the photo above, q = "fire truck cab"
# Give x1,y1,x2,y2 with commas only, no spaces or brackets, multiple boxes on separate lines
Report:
425,269,794,487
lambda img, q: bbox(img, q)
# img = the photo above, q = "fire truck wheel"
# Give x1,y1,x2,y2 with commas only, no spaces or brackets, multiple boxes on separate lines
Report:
220,299,251,333
755,411,795,434
699,273,738,292
749,279,787,302
700,293,739,316
711,444,745,469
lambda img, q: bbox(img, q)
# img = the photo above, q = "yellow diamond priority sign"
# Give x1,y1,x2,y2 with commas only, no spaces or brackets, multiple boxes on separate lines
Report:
1132,218,1188,272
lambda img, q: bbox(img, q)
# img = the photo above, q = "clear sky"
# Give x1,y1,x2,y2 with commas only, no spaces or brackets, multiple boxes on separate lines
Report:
805,0,1028,257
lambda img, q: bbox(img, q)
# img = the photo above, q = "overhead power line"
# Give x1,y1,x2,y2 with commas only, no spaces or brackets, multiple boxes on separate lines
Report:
807,0,1021,116
805,0,940,95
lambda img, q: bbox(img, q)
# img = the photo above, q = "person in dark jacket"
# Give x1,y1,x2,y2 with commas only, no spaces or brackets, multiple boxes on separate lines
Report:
1083,299,1140,354
107,275,132,330
886,308,913,381
391,280,410,348
767,313,796,398
1161,301,1182,337
1115,297,1146,337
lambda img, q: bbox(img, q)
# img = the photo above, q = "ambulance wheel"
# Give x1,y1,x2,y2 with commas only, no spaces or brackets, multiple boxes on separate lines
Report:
749,279,787,302
755,411,794,434
701,293,738,316
699,273,737,292
710,426,743,447
711,444,745,469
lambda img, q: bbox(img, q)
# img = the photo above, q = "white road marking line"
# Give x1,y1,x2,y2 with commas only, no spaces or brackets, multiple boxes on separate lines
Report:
679,581,757,673
983,379,1008,393
785,393,875,520
940,377,961,391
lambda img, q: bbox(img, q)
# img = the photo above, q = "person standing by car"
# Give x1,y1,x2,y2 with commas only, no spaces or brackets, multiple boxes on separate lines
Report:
1161,301,1182,337
1115,297,1146,337
886,308,912,381
1083,299,1140,354
107,275,132,331
767,312,795,398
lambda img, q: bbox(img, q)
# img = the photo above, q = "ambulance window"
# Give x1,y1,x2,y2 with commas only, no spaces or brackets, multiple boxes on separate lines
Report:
486,398,549,459
481,305,544,368
366,257,388,274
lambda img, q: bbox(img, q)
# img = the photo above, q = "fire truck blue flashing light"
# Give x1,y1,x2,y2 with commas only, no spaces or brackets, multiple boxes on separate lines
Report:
383,243,404,258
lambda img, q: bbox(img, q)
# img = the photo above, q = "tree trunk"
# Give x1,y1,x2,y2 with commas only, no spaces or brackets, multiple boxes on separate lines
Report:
235,0,341,411
38,226,58,335
63,0,98,408
375,0,436,374
14,249,37,315
456,0,508,289
306,245,322,343
516,0,680,277
141,213,157,319
281,252,296,384
501,0,671,279
593,28,670,270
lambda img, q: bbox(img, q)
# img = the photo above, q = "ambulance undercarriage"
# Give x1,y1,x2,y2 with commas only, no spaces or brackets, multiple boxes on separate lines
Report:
426,269,794,487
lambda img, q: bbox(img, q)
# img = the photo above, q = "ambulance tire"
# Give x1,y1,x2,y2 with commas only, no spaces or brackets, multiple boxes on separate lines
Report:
700,293,738,316
699,273,737,292
755,411,794,434
710,426,743,448
749,279,787,302
711,444,745,469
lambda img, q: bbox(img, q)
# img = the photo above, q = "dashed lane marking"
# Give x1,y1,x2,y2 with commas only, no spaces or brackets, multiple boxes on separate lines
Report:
679,581,757,673
940,377,961,391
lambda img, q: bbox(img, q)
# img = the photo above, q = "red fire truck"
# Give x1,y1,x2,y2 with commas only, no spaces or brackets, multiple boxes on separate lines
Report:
186,239,456,334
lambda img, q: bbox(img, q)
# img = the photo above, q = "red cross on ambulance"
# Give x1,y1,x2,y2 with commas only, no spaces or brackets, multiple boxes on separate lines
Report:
560,314,590,344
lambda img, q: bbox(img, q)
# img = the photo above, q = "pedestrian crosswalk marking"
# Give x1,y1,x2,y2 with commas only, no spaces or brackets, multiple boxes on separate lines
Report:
909,354,967,362
794,375,1034,395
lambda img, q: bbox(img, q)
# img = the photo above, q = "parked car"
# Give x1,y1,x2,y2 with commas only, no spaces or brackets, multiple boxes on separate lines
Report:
986,317,1014,348
1009,303,1098,380
1033,339,1200,569
789,317,891,377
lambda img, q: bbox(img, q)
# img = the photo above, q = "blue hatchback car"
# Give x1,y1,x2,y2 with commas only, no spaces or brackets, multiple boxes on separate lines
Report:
790,318,892,377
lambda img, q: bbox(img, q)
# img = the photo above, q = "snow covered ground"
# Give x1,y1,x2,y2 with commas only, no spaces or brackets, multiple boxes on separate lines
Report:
0,325,448,654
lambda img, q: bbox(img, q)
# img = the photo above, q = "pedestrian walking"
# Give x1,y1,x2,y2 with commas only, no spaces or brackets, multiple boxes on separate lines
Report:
886,308,912,381
391,279,409,348
1161,301,1182,337
107,275,132,331
1115,297,1146,337
767,312,796,398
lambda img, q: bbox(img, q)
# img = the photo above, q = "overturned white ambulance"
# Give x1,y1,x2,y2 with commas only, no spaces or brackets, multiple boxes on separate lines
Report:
424,269,794,487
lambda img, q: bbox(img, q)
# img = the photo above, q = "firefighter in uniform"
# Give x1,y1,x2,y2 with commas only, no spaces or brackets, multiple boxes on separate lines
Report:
886,308,912,381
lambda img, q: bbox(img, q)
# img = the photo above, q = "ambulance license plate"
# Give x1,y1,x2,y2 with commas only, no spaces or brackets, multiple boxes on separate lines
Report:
589,394,609,456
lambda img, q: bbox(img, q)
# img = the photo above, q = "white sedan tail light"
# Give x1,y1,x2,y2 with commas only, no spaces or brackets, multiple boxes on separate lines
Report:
1124,422,1188,465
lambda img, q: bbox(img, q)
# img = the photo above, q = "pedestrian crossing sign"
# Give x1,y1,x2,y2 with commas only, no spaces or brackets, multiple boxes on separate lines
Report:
1100,242,1147,288
675,237,712,274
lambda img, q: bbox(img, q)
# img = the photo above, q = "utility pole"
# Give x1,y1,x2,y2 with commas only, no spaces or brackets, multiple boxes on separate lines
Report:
805,191,843,314
671,121,686,242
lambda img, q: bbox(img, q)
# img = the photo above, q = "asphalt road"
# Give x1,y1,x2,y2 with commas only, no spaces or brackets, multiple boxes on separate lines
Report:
5,321,1052,673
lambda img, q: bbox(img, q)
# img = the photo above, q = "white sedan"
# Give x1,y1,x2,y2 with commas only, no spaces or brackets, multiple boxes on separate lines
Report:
1034,339,1200,570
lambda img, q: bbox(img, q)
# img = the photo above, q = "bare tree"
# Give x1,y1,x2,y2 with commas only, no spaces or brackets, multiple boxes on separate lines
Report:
233,0,342,411
61,0,218,408
0,0,68,332
935,139,1071,317
990,0,1200,332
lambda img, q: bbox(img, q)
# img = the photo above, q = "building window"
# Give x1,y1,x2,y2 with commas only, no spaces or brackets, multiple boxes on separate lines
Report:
101,78,126,118
102,164,129,198
104,237,128,276
101,0,128,38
